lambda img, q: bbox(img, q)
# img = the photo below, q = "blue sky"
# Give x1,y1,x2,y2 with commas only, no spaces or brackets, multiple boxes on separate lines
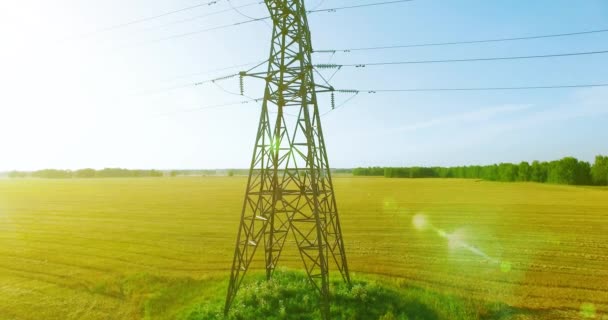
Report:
0,0,606,170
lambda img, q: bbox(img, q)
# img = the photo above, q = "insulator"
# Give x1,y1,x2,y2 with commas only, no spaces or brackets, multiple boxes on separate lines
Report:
331,92,335,109
239,75,244,95
315,64,339,69
337,89,359,94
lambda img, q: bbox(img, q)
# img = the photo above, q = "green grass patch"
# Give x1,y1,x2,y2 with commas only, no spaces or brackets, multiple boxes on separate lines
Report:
109,269,532,320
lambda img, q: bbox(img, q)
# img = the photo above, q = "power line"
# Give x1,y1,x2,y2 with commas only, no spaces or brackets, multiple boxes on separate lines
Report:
133,58,267,97
315,49,608,68
126,2,417,111
328,83,608,94
146,79,608,117
321,92,359,117
139,0,414,45
314,28,608,53
77,0,227,37
169,59,265,80
133,71,241,96
311,0,328,11
227,0,272,29
142,1,264,33
212,78,260,102
76,0,408,45
141,16,270,45
320,83,608,116
308,0,413,13
156,99,260,117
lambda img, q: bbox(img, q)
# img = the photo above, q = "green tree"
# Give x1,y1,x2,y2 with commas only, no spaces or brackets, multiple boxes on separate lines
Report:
481,165,499,181
591,155,608,185
453,166,465,178
575,160,592,185
75,168,96,178
353,167,384,176
379,311,397,320
498,163,518,182
384,167,410,178
530,161,547,182
436,167,451,178
32,169,72,179
547,157,591,185
466,166,482,179
518,161,531,181
8,171,27,178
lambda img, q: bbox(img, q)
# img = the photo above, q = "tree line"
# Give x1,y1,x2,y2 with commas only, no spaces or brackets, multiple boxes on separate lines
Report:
9,168,164,179
353,155,608,186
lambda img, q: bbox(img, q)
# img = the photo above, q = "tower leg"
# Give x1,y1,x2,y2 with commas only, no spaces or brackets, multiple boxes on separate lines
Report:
312,109,351,285
224,104,273,314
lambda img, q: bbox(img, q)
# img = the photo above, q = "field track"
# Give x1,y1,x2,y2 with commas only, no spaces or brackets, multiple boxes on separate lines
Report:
0,177,607,319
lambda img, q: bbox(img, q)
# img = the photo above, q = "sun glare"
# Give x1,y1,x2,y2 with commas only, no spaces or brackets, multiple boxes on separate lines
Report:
446,231,466,250
412,213,428,230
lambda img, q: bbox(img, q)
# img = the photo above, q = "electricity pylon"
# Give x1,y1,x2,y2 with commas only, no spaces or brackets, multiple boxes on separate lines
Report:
224,0,350,318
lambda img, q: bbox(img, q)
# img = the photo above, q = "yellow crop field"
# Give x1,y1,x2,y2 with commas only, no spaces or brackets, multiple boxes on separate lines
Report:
0,177,607,319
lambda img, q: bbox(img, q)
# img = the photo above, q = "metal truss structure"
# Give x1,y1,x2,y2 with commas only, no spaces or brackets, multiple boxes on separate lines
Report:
224,0,350,318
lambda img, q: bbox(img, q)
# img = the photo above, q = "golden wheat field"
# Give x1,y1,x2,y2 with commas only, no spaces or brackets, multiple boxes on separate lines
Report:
0,177,607,319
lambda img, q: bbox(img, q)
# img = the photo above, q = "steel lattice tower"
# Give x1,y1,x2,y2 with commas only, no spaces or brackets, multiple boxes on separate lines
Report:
224,0,350,318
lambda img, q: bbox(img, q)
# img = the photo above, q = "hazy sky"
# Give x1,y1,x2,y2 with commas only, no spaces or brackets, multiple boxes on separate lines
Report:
0,0,607,170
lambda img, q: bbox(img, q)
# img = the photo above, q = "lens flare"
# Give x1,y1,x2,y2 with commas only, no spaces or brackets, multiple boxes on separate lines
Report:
412,214,503,267
412,214,428,230
446,230,466,250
